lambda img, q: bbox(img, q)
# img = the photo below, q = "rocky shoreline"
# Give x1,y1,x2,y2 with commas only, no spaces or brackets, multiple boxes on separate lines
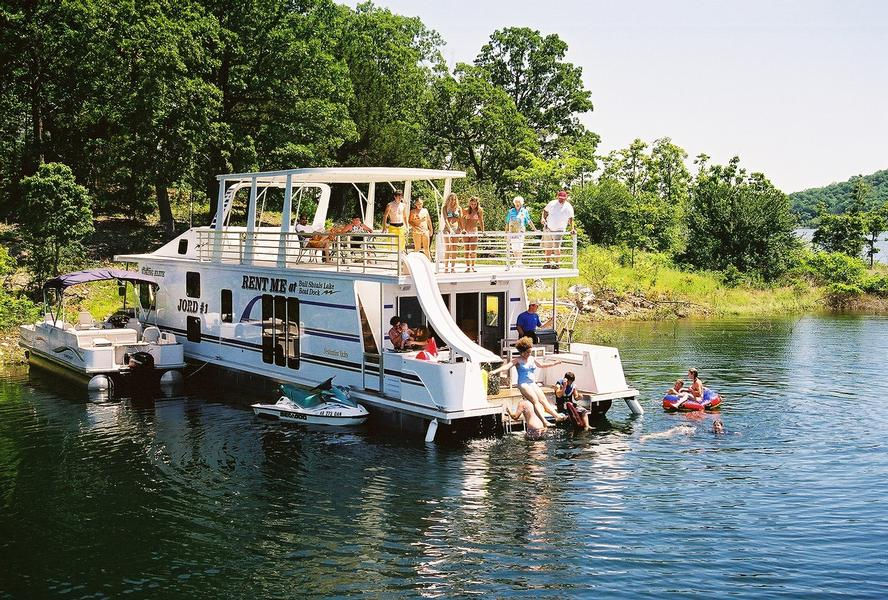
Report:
563,284,711,321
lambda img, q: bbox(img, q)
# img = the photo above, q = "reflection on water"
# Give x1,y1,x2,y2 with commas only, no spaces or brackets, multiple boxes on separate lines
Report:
2,316,888,598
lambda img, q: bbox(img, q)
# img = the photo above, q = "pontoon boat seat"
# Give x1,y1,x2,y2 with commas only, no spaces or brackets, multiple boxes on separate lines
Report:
142,326,161,344
77,311,96,330
126,318,143,338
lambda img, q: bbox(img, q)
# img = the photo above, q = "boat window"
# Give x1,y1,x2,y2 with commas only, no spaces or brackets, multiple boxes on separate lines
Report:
177,239,188,255
398,296,424,329
263,294,299,367
139,283,155,311
262,294,274,364
186,272,200,298
221,290,232,323
187,316,201,343
287,297,300,369
274,295,286,366
485,294,500,326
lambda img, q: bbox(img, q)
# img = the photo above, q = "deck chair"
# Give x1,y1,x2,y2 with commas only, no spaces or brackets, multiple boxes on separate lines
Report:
126,317,143,338
76,311,96,330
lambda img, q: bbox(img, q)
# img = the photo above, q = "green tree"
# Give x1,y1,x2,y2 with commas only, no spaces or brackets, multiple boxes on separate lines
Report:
863,204,887,267
590,138,687,261
426,63,536,193
572,178,675,264
811,212,866,257
0,0,94,211
335,2,443,168
19,163,93,282
475,27,593,154
649,137,690,209
87,0,222,233
682,157,799,278
199,0,357,215
508,131,599,206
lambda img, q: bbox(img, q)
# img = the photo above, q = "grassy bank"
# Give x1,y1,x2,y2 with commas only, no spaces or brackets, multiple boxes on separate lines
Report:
535,246,886,321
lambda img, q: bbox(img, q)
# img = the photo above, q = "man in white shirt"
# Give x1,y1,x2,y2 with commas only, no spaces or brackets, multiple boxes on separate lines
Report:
295,215,314,234
541,189,575,268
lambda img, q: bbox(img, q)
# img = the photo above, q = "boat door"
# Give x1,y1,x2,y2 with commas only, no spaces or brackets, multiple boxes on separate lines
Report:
480,292,505,355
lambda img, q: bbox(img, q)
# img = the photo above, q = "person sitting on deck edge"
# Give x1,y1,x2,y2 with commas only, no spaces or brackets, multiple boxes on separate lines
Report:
555,371,592,431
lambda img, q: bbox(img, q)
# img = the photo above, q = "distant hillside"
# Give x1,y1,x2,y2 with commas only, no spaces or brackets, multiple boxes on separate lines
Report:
790,169,888,226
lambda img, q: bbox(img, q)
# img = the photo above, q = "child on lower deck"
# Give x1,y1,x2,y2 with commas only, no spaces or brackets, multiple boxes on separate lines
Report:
555,371,592,431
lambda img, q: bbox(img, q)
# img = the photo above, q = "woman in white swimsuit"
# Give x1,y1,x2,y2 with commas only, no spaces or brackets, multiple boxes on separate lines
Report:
442,193,463,273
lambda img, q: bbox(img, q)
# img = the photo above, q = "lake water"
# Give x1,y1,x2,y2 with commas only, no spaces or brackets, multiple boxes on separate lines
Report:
796,228,888,264
2,316,888,598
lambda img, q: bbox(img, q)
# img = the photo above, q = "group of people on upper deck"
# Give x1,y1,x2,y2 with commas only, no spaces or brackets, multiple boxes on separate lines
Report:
293,188,576,271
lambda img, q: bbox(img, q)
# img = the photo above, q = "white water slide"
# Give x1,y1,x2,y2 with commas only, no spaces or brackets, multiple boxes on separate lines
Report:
404,253,502,364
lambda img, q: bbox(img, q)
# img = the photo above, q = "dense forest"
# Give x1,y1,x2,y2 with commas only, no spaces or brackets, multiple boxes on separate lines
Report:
791,169,888,226
1,0,885,316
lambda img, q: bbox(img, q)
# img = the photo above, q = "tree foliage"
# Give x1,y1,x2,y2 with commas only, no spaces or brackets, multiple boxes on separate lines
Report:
335,2,443,168
475,27,593,154
508,131,599,206
790,169,888,226
426,64,536,192
682,157,799,278
573,138,689,263
811,212,867,257
19,163,93,281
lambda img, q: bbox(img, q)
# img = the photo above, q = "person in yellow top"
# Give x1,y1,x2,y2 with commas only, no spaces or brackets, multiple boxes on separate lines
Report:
383,189,410,254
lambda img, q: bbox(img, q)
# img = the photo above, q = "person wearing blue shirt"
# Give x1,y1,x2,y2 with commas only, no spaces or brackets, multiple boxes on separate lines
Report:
515,302,543,343
505,196,535,267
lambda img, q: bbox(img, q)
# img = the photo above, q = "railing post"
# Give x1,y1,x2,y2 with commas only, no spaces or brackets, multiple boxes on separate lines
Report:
573,232,578,270
335,235,340,272
212,180,225,260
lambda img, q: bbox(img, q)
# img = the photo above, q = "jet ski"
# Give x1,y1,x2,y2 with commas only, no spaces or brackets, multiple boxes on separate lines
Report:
252,377,369,426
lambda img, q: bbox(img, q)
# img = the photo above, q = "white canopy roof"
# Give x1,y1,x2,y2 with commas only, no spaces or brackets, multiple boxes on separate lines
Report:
217,167,466,184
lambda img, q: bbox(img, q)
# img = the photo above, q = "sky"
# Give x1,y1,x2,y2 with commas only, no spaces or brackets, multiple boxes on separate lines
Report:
344,0,887,193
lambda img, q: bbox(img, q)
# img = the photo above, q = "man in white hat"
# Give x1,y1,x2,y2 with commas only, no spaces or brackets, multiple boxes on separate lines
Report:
542,188,575,268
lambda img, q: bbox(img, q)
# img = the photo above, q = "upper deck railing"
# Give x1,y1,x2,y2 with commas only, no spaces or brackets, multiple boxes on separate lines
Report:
194,227,577,276
196,228,403,275
435,231,577,273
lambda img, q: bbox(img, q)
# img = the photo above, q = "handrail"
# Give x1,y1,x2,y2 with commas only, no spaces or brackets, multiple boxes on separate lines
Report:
435,230,577,273
193,227,577,276
195,228,402,274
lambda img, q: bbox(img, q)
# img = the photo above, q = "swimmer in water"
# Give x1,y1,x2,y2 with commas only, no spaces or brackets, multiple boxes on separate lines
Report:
639,424,696,442
712,419,726,434
504,398,548,440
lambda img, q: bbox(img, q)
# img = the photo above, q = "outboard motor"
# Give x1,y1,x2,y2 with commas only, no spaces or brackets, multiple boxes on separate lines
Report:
125,351,155,372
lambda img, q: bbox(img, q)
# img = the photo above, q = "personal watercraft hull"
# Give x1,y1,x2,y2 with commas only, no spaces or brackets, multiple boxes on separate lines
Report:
252,401,368,426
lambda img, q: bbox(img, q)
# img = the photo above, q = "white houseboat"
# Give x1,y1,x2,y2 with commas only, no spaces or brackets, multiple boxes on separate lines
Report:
115,168,641,440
